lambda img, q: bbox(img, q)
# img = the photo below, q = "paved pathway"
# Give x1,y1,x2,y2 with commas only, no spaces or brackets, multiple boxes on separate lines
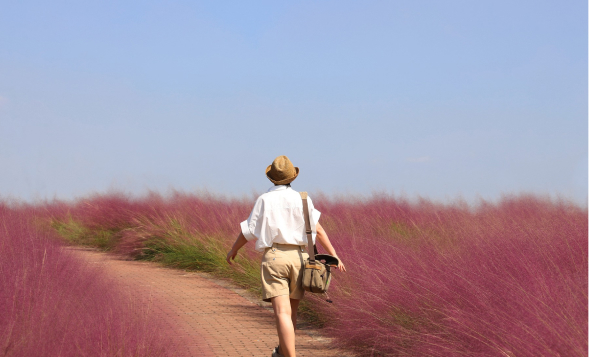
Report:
74,248,346,357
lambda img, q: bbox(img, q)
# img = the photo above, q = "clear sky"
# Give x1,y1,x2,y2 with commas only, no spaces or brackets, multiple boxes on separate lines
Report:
0,0,587,204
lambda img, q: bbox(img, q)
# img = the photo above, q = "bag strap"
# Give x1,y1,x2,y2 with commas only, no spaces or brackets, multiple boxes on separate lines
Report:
300,192,317,263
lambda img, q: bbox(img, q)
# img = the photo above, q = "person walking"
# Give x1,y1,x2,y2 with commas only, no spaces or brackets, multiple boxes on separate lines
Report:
226,155,346,357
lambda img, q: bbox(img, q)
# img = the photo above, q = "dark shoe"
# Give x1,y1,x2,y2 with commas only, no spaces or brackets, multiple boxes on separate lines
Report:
272,346,284,357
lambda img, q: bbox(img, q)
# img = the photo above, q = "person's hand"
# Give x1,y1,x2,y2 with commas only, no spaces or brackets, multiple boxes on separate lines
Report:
226,249,238,265
336,258,346,272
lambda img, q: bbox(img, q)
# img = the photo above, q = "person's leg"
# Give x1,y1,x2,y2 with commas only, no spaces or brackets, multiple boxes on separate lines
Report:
290,298,300,331
272,295,296,357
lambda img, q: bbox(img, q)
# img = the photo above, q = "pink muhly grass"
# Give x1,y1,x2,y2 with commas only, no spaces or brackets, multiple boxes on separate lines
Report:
0,203,172,357
46,191,587,356
57,191,254,258
311,194,587,356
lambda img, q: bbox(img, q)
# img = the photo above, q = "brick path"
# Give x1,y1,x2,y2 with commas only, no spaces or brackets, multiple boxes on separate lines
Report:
73,248,347,357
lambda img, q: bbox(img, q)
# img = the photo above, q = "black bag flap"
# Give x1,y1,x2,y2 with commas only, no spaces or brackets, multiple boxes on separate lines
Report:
314,254,340,267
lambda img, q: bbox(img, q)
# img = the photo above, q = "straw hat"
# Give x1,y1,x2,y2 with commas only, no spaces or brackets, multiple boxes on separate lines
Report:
266,155,299,185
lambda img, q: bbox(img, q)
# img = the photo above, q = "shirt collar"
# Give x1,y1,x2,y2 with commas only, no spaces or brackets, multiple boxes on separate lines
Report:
267,185,291,193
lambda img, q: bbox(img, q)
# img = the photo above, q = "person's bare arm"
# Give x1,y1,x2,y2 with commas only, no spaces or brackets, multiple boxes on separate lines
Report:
315,222,347,272
226,232,248,265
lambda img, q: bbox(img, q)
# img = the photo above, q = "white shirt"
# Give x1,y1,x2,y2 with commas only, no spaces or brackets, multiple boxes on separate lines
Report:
240,185,321,252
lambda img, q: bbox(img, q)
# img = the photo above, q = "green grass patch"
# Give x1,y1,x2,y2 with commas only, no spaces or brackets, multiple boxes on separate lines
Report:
51,218,119,250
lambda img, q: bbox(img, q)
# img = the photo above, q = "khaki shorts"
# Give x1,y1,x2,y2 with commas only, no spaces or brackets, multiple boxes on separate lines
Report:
261,243,309,302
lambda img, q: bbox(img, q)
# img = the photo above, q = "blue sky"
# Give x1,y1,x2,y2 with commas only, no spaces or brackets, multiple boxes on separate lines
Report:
0,0,586,204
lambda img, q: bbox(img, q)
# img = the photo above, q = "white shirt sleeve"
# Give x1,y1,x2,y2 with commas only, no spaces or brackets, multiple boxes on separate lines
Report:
240,197,263,241
306,196,321,244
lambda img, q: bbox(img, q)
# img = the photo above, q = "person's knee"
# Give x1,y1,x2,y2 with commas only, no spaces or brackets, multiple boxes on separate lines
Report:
272,295,292,317
275,305,292,318
276,310,292,323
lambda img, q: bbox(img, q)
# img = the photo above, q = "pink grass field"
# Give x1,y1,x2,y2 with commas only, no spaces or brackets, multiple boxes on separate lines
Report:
25,191,589,356
0,203,173,357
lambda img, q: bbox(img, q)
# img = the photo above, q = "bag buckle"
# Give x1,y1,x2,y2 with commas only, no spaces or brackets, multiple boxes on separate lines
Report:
305,263,322,270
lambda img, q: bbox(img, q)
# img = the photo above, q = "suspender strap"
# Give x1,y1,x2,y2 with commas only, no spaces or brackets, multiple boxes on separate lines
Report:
300,192,316,263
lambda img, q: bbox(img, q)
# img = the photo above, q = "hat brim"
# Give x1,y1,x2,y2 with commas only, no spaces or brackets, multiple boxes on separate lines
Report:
265,166,299,185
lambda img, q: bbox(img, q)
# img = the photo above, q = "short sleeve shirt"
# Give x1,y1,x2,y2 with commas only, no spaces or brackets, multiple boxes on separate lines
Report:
240,185,321,252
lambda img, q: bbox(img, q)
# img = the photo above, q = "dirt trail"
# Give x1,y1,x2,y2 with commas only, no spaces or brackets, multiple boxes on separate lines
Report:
73,248,346,357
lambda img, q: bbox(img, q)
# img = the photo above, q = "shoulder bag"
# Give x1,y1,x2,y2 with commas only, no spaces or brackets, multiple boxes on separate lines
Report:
300,192,339,299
